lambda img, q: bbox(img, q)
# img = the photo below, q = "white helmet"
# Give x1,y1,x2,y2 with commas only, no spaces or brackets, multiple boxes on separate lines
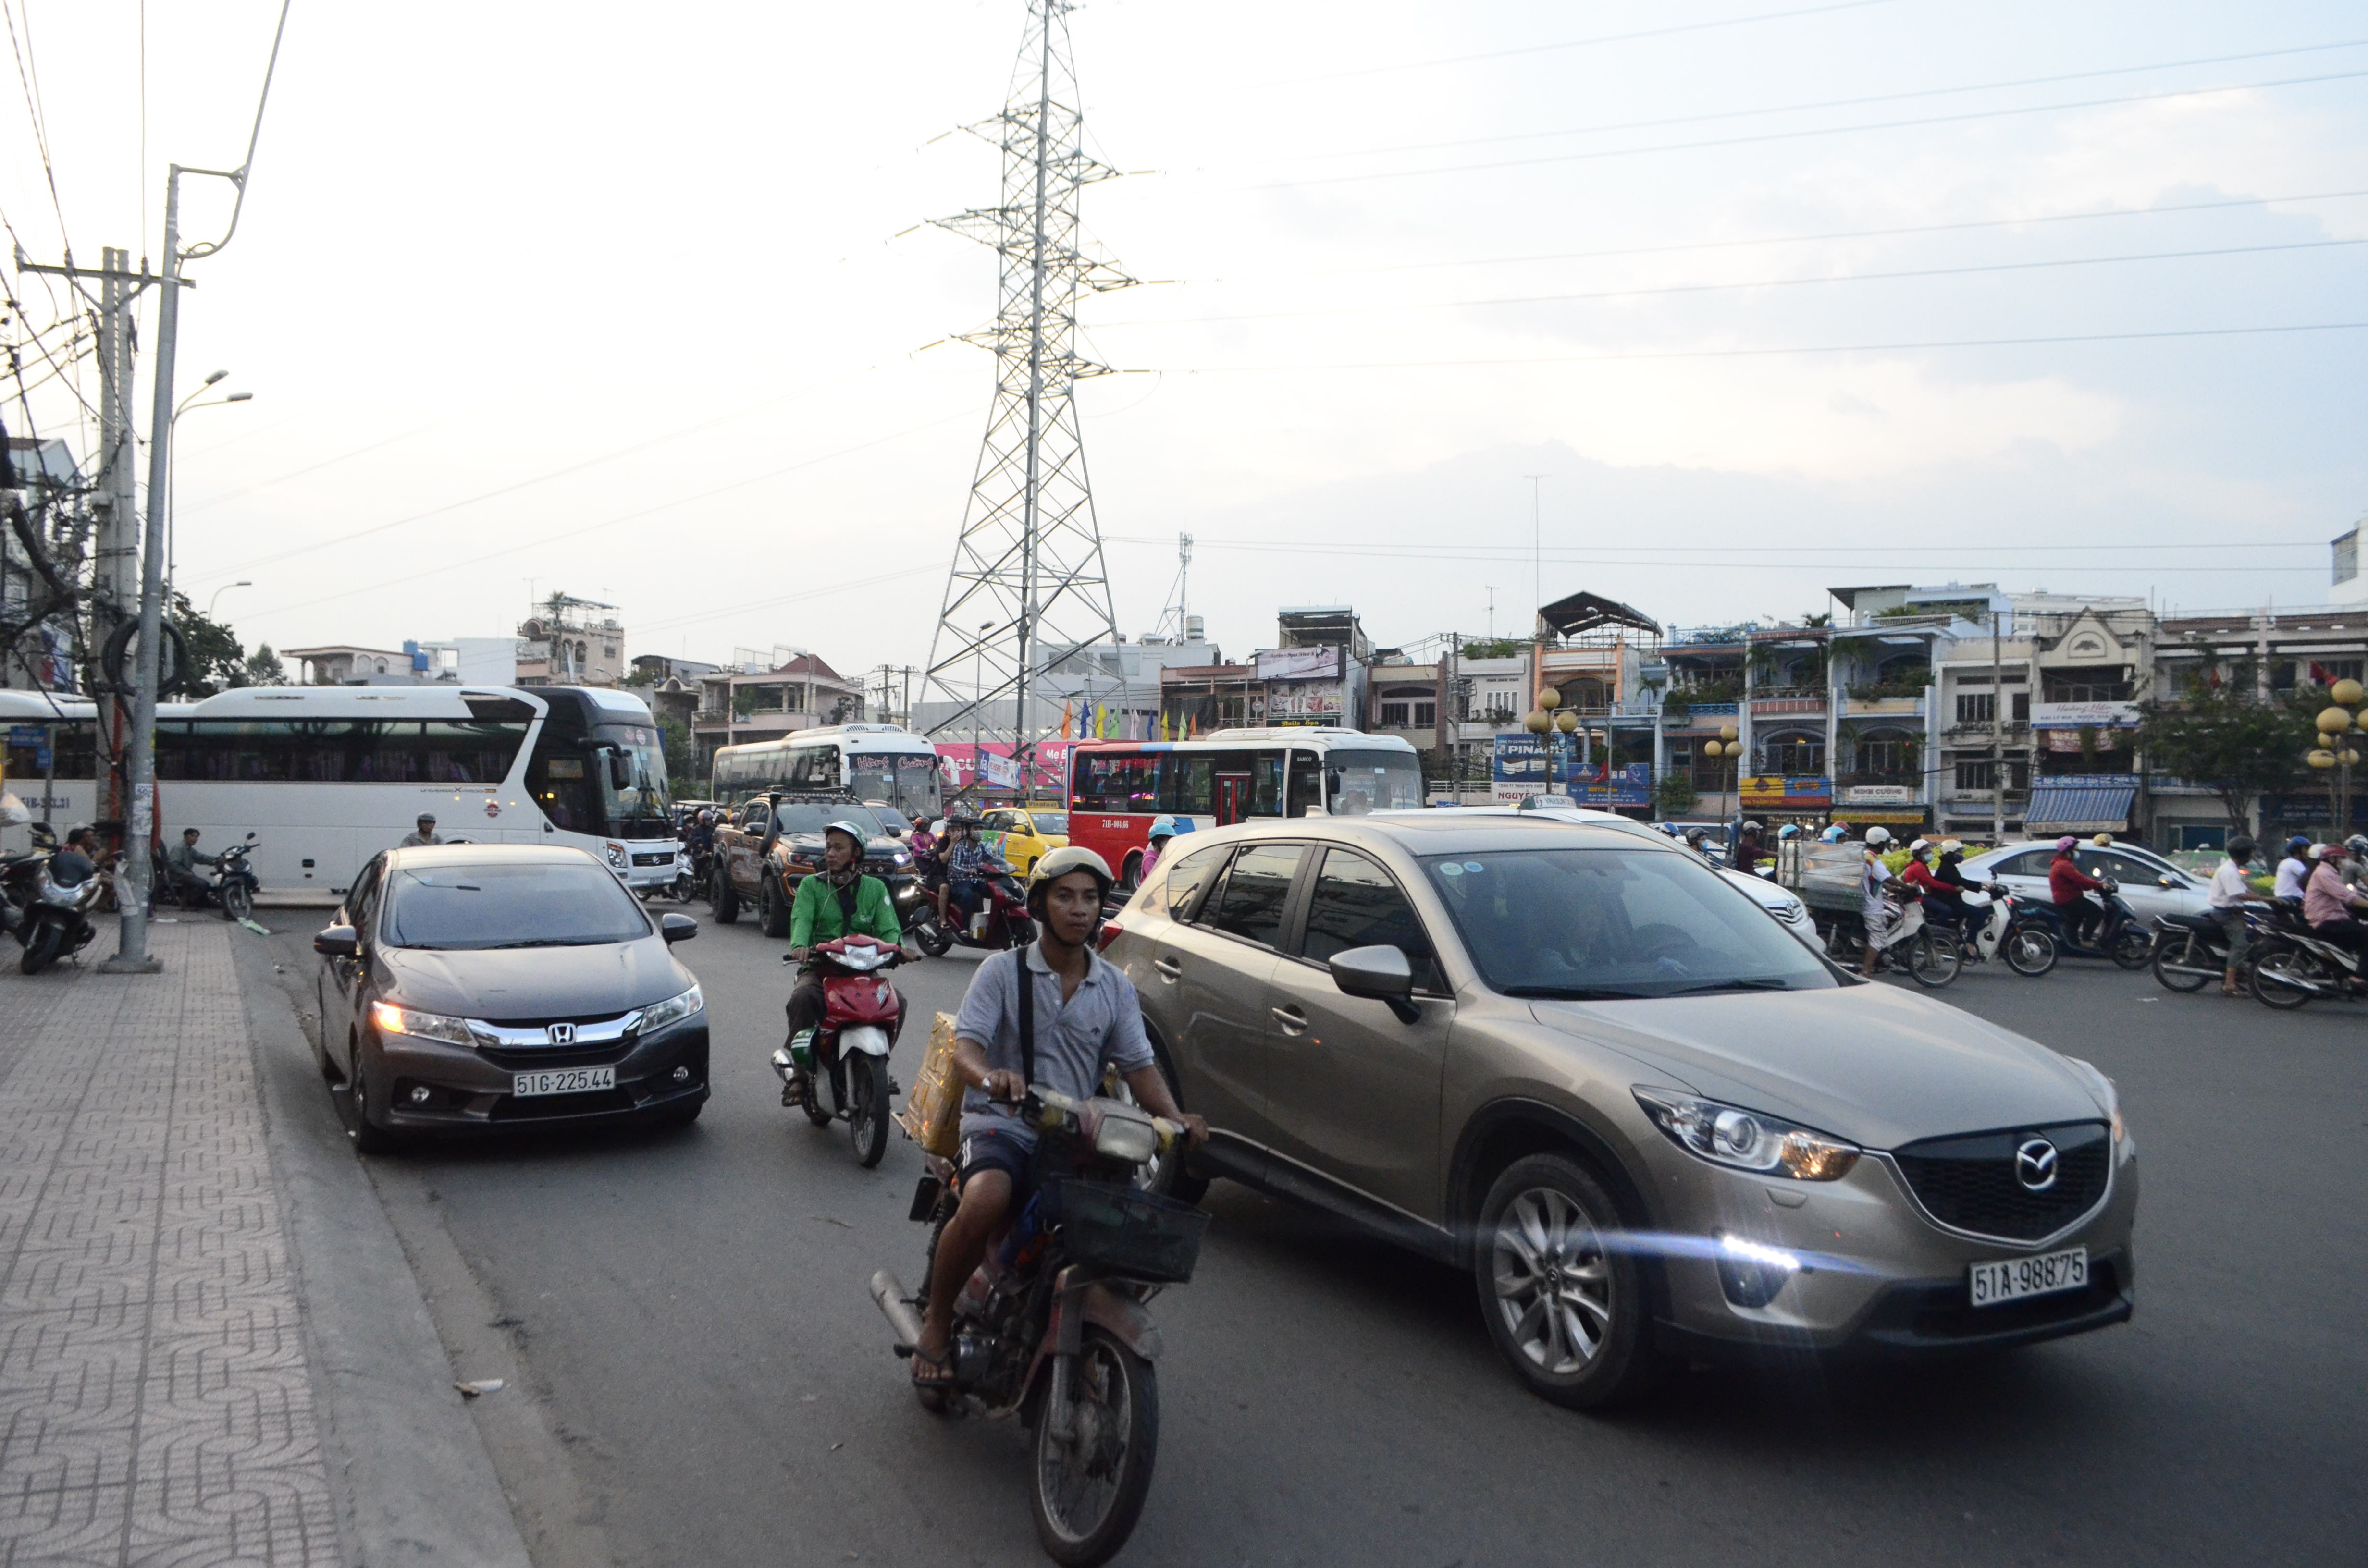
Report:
1908,837,1933,858
1865,826,1893,847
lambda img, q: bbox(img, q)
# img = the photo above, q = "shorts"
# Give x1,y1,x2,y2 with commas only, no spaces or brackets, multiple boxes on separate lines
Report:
958,1126,1036,1203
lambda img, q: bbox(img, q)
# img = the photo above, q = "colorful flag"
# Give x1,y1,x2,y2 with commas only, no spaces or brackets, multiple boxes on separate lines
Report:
1060,700,1073,739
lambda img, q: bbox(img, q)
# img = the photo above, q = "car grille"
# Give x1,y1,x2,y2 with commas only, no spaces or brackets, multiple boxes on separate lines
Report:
1888,1121,2110,1241
632,851,675,867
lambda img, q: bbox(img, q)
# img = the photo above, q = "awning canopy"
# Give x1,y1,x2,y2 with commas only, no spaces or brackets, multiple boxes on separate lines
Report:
2023,778,2137,833
1539,590,1662,639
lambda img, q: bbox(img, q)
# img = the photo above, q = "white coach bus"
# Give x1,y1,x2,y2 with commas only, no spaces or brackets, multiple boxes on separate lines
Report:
0,684,678,895
709,723,943,824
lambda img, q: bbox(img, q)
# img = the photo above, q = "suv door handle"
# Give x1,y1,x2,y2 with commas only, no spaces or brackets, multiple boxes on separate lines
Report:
1271,1005,1307,1035
1153,957,1182,980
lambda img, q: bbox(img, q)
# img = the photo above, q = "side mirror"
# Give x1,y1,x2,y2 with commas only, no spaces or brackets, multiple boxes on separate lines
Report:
1329,944,1419,1022
660,912,698,943
2158,874,2177,888
245,831,258,841
313,924,359,959
609,752,633,791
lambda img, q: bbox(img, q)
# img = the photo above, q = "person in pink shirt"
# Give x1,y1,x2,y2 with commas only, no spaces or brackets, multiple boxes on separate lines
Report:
2302,843,2368,972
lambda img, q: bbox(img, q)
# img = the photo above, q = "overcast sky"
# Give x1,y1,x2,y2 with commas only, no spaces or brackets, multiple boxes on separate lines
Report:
4,0,2363,683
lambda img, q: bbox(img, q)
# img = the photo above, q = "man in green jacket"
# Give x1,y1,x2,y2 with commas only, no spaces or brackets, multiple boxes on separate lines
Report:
781,820,905,1106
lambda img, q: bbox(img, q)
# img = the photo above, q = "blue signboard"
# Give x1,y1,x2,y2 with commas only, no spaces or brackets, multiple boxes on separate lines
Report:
7,725,45,746
1492,736,1651,806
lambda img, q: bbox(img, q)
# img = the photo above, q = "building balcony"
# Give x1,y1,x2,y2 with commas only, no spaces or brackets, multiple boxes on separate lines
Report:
1749,686,1829,715
692,709,826,736
1841,692,1927,718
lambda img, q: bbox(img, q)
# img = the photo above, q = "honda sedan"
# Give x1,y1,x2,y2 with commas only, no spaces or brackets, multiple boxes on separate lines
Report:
1106,814,2136,1409
314,845,708,1152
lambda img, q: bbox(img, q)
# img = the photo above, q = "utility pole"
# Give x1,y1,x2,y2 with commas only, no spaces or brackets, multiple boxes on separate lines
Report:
1524,476,1547,630
1990,605,2005,844
95,246,136,823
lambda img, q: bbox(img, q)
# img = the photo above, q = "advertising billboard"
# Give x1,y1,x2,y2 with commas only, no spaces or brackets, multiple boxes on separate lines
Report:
1492,736,1650,806
1740,774,1833,809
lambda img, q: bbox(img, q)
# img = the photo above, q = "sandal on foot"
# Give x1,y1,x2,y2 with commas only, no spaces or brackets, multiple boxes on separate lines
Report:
910,1344,955,1402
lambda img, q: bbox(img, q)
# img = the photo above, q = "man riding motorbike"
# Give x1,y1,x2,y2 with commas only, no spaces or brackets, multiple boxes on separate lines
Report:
940,817,1006,935
2049,833,2109,947
781,820,906,1108
910,846,1208,1397
2273,835,2313,906
1731,820,1767,875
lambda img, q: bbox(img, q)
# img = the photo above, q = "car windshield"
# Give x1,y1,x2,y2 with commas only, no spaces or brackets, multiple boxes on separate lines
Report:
1325,749,1425,815
382,861,653,950
1025,811,1070,835
775,804,884,838
1421,846,1836,998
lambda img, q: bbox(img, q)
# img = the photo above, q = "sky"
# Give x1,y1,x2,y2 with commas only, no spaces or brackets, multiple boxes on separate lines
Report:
3,0,2364,687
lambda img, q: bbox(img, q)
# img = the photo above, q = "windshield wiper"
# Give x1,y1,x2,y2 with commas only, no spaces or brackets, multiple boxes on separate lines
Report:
1660,976,1797,996
1500,984,1653,1001
481,937,606,949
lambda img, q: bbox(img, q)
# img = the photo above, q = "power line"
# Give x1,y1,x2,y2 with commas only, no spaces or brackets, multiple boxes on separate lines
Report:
1108,535,2328,557
1111,538,2315,575
1,0,67,243
1100,240,2365,331
1182,188,2368,286
1237,68,2368,192
1272,0,1904,86
1140,319,2368,374
1249,38,2368,170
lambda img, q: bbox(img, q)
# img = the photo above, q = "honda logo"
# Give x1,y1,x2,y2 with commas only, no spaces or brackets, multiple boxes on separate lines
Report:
2014,1137,2060,1192
546,1022,577,1046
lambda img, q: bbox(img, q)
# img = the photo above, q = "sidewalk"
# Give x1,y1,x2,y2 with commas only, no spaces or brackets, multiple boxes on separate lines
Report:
0,919,338,1564
0,919,532,1568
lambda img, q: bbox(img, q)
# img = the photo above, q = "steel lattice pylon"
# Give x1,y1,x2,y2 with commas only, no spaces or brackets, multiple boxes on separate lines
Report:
922,0,1136,765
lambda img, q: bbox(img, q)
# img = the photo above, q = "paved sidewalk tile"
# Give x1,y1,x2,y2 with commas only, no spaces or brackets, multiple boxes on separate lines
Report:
0,922,340,1567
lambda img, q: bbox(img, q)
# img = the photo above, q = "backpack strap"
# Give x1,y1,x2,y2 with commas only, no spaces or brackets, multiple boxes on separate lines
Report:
1013,945,1036,1092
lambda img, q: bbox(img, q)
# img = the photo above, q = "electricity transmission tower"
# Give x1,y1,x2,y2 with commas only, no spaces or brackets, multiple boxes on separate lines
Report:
922,0,1136,767
1150,532,1193,642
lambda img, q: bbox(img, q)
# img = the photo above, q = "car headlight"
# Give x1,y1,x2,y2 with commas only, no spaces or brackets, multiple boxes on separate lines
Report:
1633,1088,1860,1180
604,842,628,868
636,983,703,1033
893,851,912,866
370,1000,478,1047
2064,1056,2126,1145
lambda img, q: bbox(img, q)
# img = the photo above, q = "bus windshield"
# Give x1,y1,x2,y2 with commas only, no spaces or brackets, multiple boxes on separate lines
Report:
593,723,674,838
849,750,940,822
1326,749,1424,814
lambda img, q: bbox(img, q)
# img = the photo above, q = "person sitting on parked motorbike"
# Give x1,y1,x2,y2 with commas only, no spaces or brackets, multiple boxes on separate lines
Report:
941,817,1007,933
2048,834,2109,947
53,826,98,888
911,846,1208,1396
781,821,906,1107
2208,835,2266,998
1731,820,1768,875
2302,842,2368,977
162,828,219,904
2273,835,2313,907
1142,815,1179,878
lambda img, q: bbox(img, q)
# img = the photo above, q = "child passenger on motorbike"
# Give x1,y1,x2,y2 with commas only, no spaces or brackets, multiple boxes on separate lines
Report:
911,846,1207,1397
781,821,906,1107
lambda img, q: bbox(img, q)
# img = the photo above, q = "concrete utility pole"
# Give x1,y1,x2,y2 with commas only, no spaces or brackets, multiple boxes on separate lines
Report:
95,246,136,822
1990,605,2005,844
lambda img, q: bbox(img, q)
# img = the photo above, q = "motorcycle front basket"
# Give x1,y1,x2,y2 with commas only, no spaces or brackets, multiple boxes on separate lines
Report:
1050,1178,1209,1285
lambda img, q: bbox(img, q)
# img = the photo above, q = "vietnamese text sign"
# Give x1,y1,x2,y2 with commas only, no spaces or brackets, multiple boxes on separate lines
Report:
2032,700,2138,729
1839,784,1916,805
1740,774,1833,808
1492,737,1650,805
1253,645,1340,682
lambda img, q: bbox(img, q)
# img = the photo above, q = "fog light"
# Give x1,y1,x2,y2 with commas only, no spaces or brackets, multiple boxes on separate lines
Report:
672,1065,691,1082
409,1085,432,1105
1716,1233,1801,1309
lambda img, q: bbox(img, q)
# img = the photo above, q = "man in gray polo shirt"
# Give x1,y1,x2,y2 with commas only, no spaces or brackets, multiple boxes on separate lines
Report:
913,846,1205,1395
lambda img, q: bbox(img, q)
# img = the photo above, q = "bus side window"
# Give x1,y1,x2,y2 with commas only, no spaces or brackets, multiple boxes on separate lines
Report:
1161,755,1214,816
1248,749,1284,817
1286,750,1321,818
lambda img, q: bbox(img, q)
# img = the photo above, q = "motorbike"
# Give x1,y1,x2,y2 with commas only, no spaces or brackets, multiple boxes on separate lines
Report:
905,867,1034,959
769,934,905,1167
154,832,261,921
641,846,701,903
1824,892,1960,988
2245,903,2367,1010
1929,883,2058,976
2150,907,2284,994
2011,879,2152,969
12,848,110,974
872,1084,1205,1568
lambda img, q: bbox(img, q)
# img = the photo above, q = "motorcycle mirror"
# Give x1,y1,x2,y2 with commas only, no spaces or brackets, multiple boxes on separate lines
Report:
246,831,258,841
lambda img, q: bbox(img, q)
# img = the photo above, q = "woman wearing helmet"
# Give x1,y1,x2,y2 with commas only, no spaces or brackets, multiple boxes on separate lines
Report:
779,820,906,1107
1732,820,1767,876
1857,828,1900,977
913,845,1209,1395
1143,815,1180,878
2048,833,2108,947
1900,837,1962,926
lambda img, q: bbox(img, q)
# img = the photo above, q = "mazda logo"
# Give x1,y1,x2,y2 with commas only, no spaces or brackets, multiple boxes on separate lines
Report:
547,1022,577,1046
2014,1137,2060,1191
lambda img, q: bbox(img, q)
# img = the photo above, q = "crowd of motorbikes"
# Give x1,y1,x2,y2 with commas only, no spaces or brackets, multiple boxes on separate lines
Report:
0,820,263,975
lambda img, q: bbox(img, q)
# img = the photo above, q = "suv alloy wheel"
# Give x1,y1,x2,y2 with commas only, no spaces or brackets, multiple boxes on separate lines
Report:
1474,1154,1667,1409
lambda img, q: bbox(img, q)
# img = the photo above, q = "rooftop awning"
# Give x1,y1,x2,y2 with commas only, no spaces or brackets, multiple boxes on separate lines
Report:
1539,591,1662,639
2023,778,2138,832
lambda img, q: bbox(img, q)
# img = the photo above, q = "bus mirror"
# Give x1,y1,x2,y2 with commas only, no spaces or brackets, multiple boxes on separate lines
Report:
608,752,632,791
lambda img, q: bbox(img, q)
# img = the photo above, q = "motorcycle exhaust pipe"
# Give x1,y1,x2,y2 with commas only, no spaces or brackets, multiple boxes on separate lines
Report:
870,1270,925,1347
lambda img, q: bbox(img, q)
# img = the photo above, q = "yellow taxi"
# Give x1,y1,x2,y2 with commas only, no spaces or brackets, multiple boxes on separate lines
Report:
980,804,1070,878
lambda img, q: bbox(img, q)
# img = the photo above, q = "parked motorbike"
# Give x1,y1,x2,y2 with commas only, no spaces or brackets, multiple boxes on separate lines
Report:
872,1084,1206,1567
1825,893,1961,987
2151,907,2283,994
2246,904,2366,1010
2011,880,2151,968
769,935,905,1167
153,832,261,921
12,849,110,974
905,868,1034,959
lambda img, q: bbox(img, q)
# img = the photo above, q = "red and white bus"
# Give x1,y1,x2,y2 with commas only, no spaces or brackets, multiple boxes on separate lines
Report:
1066,728,1424,884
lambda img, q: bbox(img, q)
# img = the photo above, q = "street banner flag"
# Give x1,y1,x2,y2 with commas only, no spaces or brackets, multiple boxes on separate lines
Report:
1061,700,1073,739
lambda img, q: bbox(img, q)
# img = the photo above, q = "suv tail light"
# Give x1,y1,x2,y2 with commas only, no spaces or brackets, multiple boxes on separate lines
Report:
1095,919,1124,953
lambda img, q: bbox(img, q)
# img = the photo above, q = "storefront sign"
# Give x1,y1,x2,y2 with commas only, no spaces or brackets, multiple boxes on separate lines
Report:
2032,700,2138,729
1491,737,1650,806
1268,681,1345,720
1740,774,1832,808
1839,784,1916,805
1253,645,1340,682
1831,808,1929,825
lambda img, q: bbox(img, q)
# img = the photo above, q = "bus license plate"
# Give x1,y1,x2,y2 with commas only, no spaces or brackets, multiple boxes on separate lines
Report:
1969,1246,2086,1308
512,1066,616,1098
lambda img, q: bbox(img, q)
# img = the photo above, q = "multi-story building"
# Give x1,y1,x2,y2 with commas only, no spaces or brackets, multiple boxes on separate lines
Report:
516,594,625,687
1657,624,1747,822
1365,651,1444,755
691,653,866,772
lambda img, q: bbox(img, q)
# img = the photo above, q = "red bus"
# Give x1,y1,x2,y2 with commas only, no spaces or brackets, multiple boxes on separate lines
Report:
1066,728,1424,884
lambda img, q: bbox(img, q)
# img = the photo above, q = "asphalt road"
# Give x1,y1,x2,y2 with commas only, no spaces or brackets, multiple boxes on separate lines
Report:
260,908,2368,1568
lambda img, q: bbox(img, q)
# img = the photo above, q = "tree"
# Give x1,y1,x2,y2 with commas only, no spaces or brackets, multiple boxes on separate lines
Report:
1655,771,1698,816
167,591,247,694
245,644,288,686
656,715,693,787
2134,674,2311,831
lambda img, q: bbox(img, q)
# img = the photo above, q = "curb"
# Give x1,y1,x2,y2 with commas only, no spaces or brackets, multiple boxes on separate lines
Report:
234,935,536,1568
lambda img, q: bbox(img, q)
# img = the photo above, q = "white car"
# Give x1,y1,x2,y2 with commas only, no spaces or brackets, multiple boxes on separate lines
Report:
1407,807,1823,949
1957,840,2212,925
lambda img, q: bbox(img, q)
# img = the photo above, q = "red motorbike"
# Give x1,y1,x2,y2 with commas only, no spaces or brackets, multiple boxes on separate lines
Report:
771,935,905,1167
907,866,1034,959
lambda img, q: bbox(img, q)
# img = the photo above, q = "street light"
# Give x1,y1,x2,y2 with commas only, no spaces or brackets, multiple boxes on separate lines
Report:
2310,679,2367,836
206,581,253,619
167,376,258,591
1700,722,1741,844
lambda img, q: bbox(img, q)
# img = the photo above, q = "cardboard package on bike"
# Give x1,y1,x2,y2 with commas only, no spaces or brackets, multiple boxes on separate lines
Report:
898,1011,963,1158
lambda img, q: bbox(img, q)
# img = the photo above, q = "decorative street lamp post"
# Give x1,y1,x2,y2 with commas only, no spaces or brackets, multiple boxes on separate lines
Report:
1699,721,1741,845
2309,678,2366,838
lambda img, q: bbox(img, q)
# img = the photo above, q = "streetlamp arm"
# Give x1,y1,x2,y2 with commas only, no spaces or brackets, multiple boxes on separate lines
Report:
177,0,294,263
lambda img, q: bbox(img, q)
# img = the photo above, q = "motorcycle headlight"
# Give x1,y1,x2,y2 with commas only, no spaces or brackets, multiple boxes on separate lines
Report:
1633,1088,1859,1181
369,1000,478,1047
636,983,704,1033
1092,1112,1159,1165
